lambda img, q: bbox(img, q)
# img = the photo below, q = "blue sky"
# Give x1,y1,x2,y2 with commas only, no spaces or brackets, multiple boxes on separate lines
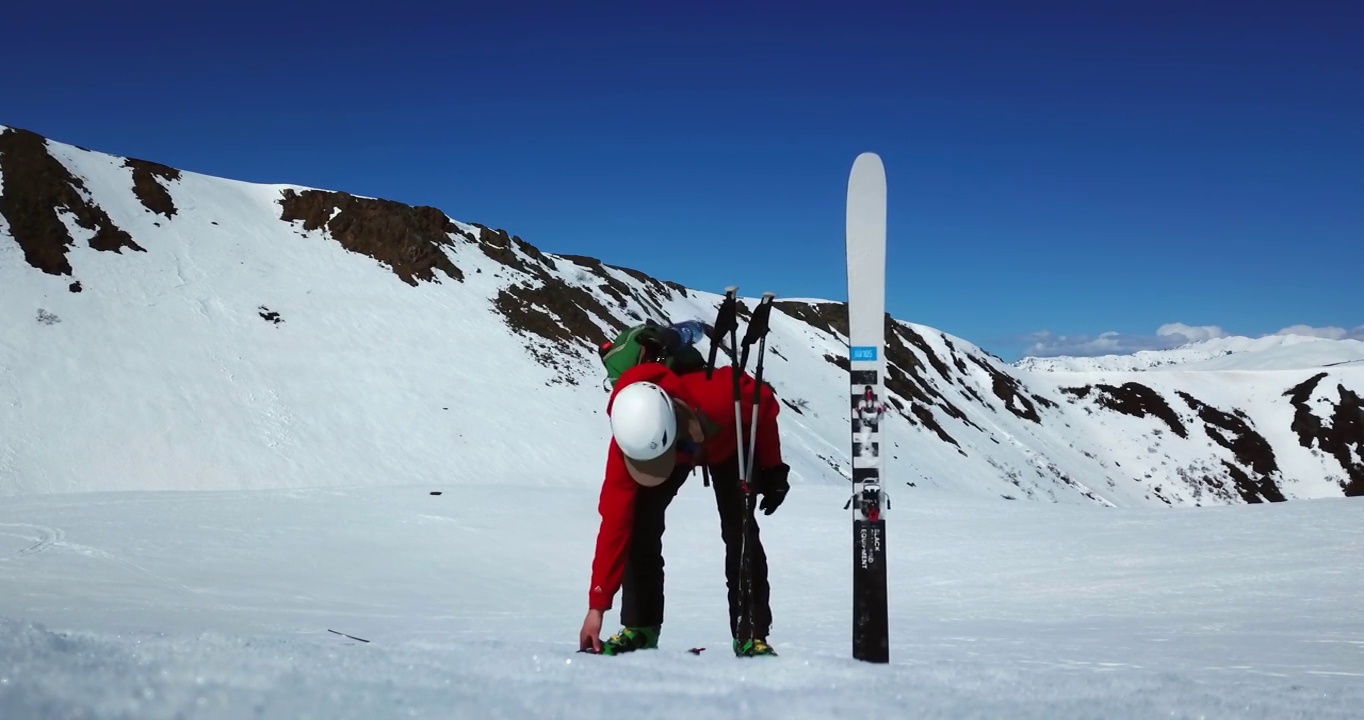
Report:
4,1,1361,359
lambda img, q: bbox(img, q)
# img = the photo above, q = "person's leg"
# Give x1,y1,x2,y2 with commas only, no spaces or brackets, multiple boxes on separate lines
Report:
709,455,772,643
612,465,688,649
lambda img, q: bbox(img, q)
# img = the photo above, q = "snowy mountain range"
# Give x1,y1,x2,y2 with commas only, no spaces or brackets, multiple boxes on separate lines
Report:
2,123,1361,506
1014,333,1364,373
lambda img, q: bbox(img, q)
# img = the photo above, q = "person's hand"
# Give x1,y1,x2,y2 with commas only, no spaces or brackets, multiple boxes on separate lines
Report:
579,608,605,652
756,463,790,515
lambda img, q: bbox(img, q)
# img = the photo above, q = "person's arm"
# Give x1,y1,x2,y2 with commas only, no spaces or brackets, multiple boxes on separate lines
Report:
587,442,636,611
747,375,790,515
751,375,784,470
580,439,639,651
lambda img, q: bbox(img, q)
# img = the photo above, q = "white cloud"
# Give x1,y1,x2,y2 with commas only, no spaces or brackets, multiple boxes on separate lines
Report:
1021,322,1363,358
1273,324,1364,340
1023,329,1190,358
1156,323,1228,343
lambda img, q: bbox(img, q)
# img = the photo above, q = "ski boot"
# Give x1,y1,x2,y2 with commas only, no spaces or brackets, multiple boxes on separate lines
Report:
733,637,778,657
601,625,660,655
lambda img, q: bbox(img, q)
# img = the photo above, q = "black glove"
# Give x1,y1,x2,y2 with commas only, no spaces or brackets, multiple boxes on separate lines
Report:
755,463,790,515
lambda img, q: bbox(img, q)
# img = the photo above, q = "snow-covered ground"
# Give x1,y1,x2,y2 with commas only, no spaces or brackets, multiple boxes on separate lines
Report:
1,482,1361,719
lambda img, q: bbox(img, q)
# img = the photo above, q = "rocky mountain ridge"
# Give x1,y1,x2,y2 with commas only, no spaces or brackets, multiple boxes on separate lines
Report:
2,123,1360,504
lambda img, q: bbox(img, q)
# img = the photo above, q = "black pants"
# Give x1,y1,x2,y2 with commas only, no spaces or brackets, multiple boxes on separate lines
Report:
619,453,772,639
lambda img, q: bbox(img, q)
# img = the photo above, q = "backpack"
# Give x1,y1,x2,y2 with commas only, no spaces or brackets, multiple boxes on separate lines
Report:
599,320,708,388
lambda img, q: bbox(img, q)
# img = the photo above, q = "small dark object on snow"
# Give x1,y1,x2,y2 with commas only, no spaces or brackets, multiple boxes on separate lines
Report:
576,646,705,656
430,491,442,496
327,629,370,643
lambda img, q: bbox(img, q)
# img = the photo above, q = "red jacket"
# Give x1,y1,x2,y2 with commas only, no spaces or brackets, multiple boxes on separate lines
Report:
587,362,782,611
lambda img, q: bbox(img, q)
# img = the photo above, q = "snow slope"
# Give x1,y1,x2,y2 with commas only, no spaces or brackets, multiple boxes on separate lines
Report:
1,484,1361,720
2,122,1362,508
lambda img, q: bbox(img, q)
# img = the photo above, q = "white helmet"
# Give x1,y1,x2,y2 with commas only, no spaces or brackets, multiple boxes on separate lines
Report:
611,381,677,459
610,382,679,487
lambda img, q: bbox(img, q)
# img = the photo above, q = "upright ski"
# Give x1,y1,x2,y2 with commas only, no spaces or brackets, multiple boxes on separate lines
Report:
846,151,889,663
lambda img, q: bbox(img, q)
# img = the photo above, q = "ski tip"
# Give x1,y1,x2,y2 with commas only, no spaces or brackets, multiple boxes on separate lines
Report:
852,152,885,176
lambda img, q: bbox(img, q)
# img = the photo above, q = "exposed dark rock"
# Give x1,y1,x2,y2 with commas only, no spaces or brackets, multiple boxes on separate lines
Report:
125,157,180,217
1284,373,1328,408
613,266,674,319
68,281,82,293
969,355,1041,423
552,255,677,321
883,360,931,410
559,254,634,308
495,275,623,351
607,263,676,301
1063,382,1188,438
278,188,464,286
513,235,552,270
900,324,953,382
470,224,531,274
0,126,144,276
912,403,960,447
1177,390,1280,479
1031,393,1059,410
942,336,970,375
1221,461,1286,504
1284,373,1364,496
774,301,847,339
888,323,981,431
490,261,640,386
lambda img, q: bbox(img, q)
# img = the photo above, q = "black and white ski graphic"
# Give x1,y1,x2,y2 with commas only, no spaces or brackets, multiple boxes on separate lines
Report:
846,151,890,663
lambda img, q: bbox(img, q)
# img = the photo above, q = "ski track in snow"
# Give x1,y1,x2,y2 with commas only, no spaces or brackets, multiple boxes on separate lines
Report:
0,523,62,560
0,485,1360,719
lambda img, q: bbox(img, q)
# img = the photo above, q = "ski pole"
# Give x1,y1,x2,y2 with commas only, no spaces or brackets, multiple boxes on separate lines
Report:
734,292,776,644
742,293,775,484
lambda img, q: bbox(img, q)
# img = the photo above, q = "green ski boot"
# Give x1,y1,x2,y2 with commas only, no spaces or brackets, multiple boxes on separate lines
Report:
601,626,660,655
733,637,778,657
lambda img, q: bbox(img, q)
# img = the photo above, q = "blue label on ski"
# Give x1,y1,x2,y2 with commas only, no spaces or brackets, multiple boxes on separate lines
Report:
851,346,878,361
